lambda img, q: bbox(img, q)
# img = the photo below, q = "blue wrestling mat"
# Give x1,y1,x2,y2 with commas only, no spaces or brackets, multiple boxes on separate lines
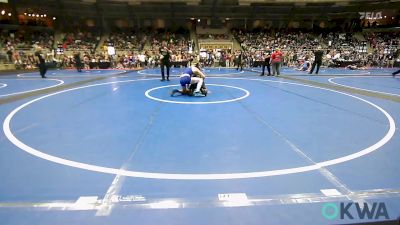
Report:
0,68,399,225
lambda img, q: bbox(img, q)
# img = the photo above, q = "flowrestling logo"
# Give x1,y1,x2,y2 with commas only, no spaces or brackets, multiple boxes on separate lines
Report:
322,202,389,220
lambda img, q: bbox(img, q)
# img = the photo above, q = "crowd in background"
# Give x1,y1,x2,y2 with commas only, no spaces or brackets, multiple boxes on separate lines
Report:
0,30,54,51
0,29,54,69
233,29,400,69
59,31,99,51
111,30,194,69
149,31,192,61
1,27,399,70
107,32,146,51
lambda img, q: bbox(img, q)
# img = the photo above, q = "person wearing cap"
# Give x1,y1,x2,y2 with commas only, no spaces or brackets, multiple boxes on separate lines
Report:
271,48,283,76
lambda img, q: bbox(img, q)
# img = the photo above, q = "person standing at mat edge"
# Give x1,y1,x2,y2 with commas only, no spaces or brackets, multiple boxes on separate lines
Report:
74,52,83,72
260,48,271,76
34,47,47,78
393,49,400,77
236,50,244,71
160,41,172,81
309,46,324,75
271,48,283,76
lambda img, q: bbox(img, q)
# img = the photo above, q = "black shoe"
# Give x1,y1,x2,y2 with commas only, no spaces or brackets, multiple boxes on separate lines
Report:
166,78,170,81
260,74,264,76
41,76,47,78
160,78,165,81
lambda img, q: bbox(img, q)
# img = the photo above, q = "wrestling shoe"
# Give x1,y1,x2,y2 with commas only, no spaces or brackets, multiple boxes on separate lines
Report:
170,89,180,96
201,88,208,96
194,91,204,97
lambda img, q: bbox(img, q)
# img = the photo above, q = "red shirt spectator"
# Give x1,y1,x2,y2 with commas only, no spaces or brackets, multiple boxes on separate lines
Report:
271,49,283,63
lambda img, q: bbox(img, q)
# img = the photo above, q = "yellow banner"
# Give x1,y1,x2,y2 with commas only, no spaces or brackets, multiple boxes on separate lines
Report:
199,43,233,50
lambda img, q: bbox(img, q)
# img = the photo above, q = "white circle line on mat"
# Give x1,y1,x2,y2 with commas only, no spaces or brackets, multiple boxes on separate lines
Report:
328,76,400,97
144,84,250,104
250,68,371,76
16,70,127,78
0,79,64,97
3,77,396,180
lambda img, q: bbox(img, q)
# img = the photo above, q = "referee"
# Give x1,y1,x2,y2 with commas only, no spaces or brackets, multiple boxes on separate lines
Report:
159,41,172,81
236,50,243,71
74,52,83,72
260,48,271,76
34,47,47,78
309,46,324,75
393,49,400,77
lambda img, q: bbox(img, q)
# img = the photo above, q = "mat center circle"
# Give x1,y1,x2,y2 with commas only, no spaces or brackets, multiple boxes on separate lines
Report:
144,84,250,104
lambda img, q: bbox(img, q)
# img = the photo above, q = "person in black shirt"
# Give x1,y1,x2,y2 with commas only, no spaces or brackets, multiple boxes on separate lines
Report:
34,49,47,78
392,49,400,77
309,46,324,75
74,52,83,72
236,50,243,71
393,49,400,77
159,41,172,81
260,48,271,76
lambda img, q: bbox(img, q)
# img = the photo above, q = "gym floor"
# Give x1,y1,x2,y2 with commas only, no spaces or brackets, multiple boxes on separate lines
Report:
0,67,399,225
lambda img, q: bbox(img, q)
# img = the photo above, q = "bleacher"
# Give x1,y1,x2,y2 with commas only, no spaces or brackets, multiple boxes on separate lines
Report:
0,26,399,70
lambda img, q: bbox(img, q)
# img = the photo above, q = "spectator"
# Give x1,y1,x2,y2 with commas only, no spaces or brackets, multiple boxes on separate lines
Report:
271,48,283,76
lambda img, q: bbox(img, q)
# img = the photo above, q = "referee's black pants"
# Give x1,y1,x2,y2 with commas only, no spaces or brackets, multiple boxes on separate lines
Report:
309,60,322,74
160,62,170,80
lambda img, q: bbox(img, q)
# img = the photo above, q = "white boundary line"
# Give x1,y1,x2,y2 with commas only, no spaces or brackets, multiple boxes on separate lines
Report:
1,188,400,210
328,76,400,97
0,83,7,89
0,79,64,97
145,84,250,104
2,77,396,180
16,70,127,78
250,68,371,76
